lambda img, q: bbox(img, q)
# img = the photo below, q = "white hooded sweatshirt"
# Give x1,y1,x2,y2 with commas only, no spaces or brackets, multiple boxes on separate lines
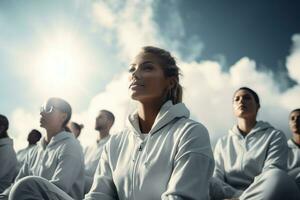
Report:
16,145,35,171
85,101,214,200
287,139,300,171
213,121,288,194
84,135,111,177
84,135,111,193
0,138,17,193
15,131,85,200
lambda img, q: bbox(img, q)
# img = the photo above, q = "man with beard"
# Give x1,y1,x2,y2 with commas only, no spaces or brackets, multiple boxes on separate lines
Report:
83,110,114,193
287,108,300,189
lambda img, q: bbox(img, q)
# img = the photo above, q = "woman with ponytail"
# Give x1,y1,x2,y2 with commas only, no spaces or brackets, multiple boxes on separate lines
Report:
83,46,214,200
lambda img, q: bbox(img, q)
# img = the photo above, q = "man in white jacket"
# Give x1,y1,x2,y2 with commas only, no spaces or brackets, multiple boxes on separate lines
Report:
287,108,300,189
83,109,114,193
0,115,17,193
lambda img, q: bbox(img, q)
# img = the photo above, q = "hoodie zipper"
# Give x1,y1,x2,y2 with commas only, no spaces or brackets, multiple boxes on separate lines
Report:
131,138,144,200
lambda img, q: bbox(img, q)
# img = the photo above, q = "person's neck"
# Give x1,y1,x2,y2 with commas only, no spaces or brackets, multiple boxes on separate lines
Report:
292,133,300,146
0,131,8,139
137,99,165,133
45,128,63,144
97,129,109,142
237,117,257,136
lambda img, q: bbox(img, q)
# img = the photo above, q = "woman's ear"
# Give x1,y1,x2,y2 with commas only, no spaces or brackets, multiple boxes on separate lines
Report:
168,77,177,90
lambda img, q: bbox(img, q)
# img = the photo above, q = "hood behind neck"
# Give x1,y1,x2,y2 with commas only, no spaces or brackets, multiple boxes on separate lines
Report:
230,121,272,137
126,100,190,136
0,137,13,146
40,131,73,149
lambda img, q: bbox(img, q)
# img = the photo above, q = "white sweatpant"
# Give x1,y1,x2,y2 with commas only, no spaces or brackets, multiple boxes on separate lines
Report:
289,167,300,190
210,169,300,200
9,176,73,200
9,169,300,200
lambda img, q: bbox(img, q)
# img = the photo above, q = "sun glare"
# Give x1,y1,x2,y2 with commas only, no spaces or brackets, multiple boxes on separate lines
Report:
30,29,93,98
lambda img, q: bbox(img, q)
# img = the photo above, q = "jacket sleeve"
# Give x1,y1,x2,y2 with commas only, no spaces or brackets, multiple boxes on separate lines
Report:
49,143,84,193
213,139,225,181
84,142,118,200
262,130,288,171
211,139,243,199
0,147,17,192
0,150,29,197
161,124,215,200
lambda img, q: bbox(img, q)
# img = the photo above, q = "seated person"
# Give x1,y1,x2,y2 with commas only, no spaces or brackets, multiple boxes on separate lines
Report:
83,110,114,193
287,108,300,188
0,98,84,200
0,114,17,193
16,129,42,170
210,87,300,200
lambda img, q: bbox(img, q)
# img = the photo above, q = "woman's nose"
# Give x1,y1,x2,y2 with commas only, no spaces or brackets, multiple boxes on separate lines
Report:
131,69,141,79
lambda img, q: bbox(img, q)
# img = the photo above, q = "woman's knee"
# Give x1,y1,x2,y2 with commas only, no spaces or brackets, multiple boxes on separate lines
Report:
10,176,45,199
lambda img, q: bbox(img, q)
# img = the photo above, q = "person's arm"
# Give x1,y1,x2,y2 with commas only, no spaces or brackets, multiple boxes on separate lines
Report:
262,130,288,171
84,142,118,200
0,150,30,198
49,143,84,193
211,139,243,199
161,123,214,200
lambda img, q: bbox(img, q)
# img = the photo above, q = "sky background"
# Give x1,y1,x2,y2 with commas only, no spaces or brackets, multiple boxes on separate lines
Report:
1,0,300,150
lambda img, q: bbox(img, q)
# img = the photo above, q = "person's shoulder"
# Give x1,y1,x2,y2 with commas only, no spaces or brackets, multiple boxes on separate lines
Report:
265,126,286,139
171,118,211,142
174,117,207,132
109,129,131,143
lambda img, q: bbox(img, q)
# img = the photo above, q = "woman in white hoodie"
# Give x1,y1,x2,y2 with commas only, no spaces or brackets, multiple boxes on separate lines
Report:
210,87,300,200
3,98,84,200
9,46,215,200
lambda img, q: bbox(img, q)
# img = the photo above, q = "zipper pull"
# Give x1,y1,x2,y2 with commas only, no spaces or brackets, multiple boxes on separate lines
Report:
138,145,143,151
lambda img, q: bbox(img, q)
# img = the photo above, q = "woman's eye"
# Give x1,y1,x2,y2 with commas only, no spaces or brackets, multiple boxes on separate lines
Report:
128,67,135,73
142,64,154,71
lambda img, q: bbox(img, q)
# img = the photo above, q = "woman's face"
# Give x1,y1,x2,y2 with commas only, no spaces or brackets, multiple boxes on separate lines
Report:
289,110,300,134
40,101,67,131
128,52,172,103
233,89,259,119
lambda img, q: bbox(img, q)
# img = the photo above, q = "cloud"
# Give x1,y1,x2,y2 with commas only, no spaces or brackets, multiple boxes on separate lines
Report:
287,34,300,83
10,108,43,150
9,0,300,150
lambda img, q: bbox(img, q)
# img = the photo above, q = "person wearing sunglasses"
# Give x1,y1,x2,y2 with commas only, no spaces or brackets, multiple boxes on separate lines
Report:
0,98,84,200
0,114,17,193
8,46,214,200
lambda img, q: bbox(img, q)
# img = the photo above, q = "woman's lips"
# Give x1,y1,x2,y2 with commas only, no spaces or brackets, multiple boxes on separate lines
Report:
238,105,247,110
129,82,145,89
130,84,144,90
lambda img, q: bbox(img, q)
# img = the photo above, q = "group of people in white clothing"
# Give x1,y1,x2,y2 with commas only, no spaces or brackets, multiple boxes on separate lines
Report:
0,46,300,200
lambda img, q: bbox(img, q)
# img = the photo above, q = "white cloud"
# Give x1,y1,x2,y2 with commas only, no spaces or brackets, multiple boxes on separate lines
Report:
9,0,300,149
287,34,300,83
10,108,44,151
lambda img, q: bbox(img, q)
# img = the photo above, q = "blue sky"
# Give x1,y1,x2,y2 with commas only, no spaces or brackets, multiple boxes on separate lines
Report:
1,0,300,149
